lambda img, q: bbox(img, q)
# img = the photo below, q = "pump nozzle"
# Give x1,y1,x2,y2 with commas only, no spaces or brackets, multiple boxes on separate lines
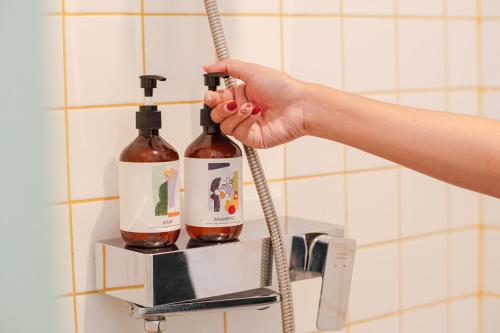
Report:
204,72,229,91
201,73,228,129
140,75,167,97
137,74,166,131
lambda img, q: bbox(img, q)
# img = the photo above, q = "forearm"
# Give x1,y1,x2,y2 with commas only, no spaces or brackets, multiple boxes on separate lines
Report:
303,82,500,198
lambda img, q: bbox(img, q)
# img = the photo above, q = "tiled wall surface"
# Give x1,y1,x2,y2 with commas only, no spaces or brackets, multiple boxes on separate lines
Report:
44,0,500,332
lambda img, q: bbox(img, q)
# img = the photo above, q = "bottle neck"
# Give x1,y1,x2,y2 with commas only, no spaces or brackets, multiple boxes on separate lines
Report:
203,126,221,135
139,129,159,137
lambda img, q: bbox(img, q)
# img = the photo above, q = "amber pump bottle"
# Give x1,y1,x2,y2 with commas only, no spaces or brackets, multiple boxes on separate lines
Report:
119,75,181,248
184,73,243,242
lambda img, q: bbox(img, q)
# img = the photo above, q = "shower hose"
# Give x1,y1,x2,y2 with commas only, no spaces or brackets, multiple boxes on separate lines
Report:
203,1,295,333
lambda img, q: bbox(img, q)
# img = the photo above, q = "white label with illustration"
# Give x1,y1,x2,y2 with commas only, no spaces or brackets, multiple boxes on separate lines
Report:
184,157,243,227
119,161,181,233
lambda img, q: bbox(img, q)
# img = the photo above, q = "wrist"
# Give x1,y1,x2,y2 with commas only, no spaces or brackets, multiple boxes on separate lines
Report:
300,82,333,138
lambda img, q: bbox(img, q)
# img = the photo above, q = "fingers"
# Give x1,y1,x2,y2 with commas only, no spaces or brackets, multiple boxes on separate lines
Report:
210,100,239,123
220,103,256,136
203,58,257,82
204,88,234,108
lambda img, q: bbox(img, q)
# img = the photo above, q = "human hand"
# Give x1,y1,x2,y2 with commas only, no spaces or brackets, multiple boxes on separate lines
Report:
203,59,308,149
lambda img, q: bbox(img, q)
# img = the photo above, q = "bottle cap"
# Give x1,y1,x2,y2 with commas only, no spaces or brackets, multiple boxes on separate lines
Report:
136,75,166,130
201,73,229,128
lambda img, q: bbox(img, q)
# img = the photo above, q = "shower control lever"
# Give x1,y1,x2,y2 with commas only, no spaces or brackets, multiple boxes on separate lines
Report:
290,234,356,331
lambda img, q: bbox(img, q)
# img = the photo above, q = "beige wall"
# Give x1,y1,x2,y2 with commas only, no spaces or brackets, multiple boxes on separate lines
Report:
45,0,500,332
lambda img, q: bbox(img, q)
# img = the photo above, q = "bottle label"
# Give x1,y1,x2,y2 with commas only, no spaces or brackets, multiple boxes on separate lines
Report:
185,157,243,227
119,161,181,233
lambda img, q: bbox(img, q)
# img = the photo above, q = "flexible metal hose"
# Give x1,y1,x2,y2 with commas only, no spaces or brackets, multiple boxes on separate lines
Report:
203,1,295,332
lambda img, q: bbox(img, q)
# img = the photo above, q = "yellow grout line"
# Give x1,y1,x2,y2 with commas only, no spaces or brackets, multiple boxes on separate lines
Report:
223,311,228,333
49,99,204,112
46,84,500,113
45,11,481,20
60,0,79,331
339,1,351,330
476,1,484,332
356,224,479,251
346,292,476,328
482,291,500,298
101,244,106,290
48,86,492,112
50,166,402,206
443,1,452,331
483,224,500,231
393,1,403,330
482,87,500,92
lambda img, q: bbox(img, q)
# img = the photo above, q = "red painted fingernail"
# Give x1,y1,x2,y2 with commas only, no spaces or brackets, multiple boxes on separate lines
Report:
252,106,263,115
226,101,238,111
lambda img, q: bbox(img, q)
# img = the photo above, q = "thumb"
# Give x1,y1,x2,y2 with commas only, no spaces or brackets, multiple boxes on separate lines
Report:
203,58,256,82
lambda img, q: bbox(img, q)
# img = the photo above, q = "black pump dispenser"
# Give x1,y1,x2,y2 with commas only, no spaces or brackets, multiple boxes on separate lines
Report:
201,72,229,130
136,75,166,130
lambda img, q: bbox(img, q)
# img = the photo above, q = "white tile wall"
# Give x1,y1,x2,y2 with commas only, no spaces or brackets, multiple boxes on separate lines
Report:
344,18,396,92
399,92,446,111
398,20,445,89
72,200,121,293
483,297,500,333
287,176,345,225
343,0,395,15
243,182,286,221
449,91,478,116
398,0,444,16
283,0,340,14
483,195,500,226
450,230,478,297
286,136,343,177
481,21,500,87
283,18,342,88
483,92,500,120
481,0,500,17
68,108,137,200
402,304,446,333
347,170,399,245
223,17,281,71
45,1,492,332
449,185,479,227
349,244,399,321
447,0,477,17
144,16,213,102
143,0,205,13
400,169,447,237
65,0,141,13
450,298,478,333
349,316,398,333
447,21,478,88
76,294,144,332
483,231,500,294
402,235,447,307
65,16,143,106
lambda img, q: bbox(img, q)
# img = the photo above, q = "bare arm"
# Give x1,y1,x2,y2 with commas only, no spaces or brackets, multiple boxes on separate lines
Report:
305,83,500,198
204,59,500,198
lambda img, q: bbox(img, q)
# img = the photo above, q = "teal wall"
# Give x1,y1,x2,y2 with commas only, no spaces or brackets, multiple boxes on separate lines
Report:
0,1,53,332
